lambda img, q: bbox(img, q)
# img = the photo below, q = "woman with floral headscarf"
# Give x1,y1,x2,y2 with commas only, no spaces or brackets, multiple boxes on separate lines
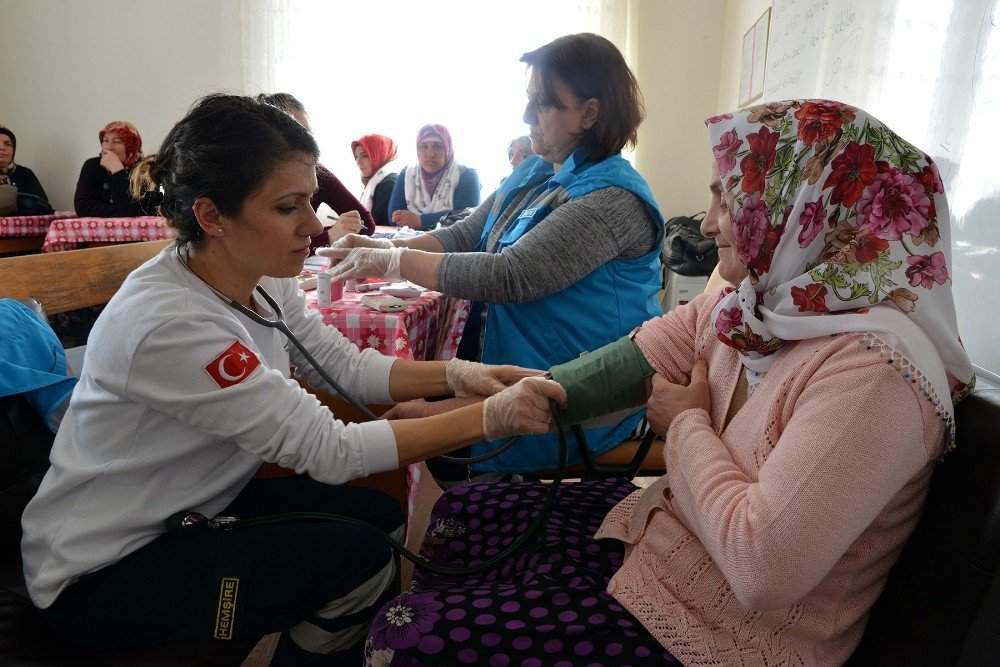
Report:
351,134,399,227
360,100,974,666
74,121,163,217
386,124,481,230
0,125,50,207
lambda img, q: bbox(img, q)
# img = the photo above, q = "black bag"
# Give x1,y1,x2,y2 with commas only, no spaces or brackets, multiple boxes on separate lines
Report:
16,193,54,216
661,211,717,276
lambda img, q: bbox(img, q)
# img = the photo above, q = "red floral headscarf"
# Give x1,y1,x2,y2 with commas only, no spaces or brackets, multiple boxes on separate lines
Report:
706,100,974,452
99,121,143,168
351,134,398,183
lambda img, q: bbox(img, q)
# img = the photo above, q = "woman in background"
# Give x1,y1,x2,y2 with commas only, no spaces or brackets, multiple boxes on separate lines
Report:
74,121,161,217
387,124,481,230
0,125,50,204
352,134,398,227
508,134,533,169
256,93,375,249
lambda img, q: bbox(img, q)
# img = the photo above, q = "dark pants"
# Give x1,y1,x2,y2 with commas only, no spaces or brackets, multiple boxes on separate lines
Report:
45,476,403,663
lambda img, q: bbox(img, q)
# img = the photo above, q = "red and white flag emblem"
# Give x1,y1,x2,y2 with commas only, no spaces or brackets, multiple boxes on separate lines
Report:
205,340,261,389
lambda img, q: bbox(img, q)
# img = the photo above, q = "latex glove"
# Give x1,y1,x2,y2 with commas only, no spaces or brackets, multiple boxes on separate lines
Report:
318,246,403,282
646,358,712,435
329,233,393,250
482,376,567,441
445,357,546,397
327,211,363,243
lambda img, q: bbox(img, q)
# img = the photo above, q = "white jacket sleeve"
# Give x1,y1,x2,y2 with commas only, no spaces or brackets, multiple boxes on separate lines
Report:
118,309,399,484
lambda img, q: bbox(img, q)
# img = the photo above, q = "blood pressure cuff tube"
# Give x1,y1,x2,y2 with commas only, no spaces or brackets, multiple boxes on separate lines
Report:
547,335,655,426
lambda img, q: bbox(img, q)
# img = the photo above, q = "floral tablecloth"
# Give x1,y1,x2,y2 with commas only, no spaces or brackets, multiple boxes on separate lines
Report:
0,211,75,238
40,216,176,253
305,285,470,532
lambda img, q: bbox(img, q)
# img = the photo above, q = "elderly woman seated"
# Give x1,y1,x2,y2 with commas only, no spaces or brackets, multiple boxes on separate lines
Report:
323,33,665,483
361,100,975,666
74,121,162,217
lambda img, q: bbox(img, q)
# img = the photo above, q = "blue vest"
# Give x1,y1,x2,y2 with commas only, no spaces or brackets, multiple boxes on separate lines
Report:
471,149,665,472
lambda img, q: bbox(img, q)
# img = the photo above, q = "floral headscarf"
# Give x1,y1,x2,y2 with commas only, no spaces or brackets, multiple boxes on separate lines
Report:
415,123,454,194
0,125,16,179
99,121,143,168
707,100,974,452
351,134,398,185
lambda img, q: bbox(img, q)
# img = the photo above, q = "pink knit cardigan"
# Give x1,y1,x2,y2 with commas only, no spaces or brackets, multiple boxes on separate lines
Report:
596,291,945,666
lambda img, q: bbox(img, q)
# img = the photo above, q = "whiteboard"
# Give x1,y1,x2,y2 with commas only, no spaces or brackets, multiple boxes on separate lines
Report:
764,0,1000,382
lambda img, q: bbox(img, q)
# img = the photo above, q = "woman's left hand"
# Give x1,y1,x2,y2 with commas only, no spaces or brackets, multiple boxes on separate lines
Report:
319,246,403,282
445,358,546,397
391,210,421,228
646,358,711,435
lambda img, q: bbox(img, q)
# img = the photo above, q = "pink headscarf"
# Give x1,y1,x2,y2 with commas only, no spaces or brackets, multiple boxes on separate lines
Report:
415,123,454,195
706,100,974,452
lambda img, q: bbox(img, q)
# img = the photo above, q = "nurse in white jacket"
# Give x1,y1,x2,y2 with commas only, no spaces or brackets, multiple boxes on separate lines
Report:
20,94,564,665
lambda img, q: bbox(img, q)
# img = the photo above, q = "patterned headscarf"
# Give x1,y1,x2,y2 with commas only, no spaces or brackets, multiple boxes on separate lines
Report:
707,100,974,452
0,125,15,180
99,121,143,168
415,124,454,194
351,134,398,185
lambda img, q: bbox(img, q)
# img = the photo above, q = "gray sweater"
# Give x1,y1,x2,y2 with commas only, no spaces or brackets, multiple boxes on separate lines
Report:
430,186,660,304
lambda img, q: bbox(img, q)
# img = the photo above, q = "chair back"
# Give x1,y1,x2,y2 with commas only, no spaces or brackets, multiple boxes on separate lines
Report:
849,385,1000,665
0,240,169,314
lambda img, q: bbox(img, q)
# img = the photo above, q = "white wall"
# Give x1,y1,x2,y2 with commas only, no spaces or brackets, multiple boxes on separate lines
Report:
0,0,728,217
0,0,244,210
631,0,727,218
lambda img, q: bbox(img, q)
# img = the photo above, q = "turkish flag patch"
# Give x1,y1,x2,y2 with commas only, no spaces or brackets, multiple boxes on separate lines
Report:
205,340,261,389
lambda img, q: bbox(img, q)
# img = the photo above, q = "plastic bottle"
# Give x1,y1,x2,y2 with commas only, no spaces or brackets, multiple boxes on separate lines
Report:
316,270,332,308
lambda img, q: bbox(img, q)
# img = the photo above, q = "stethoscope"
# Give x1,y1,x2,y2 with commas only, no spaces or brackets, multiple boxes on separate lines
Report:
175,245,523,463
172,245,564,576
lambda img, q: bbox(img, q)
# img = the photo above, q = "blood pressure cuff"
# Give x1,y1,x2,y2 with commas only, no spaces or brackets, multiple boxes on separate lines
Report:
548,335,655,426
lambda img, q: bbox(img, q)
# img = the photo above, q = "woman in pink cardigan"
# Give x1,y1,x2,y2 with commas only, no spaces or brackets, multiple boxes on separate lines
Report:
362,101,975,666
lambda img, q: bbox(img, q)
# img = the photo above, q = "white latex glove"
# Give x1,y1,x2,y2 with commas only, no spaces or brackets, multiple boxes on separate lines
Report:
445,357,546,397
318,246,403,282
329,233,394,250
482,376,567,441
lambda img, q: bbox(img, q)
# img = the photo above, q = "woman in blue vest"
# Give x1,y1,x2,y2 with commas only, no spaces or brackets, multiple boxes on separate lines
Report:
322,33,665,480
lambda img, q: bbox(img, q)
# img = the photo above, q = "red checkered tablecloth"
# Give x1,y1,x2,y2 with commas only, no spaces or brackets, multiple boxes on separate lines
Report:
40,216,176,253
0,211,75,238
305,285,469,531
304,286,469,362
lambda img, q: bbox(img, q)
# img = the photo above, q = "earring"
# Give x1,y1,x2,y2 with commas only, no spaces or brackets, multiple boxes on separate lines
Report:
217,227,224,236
